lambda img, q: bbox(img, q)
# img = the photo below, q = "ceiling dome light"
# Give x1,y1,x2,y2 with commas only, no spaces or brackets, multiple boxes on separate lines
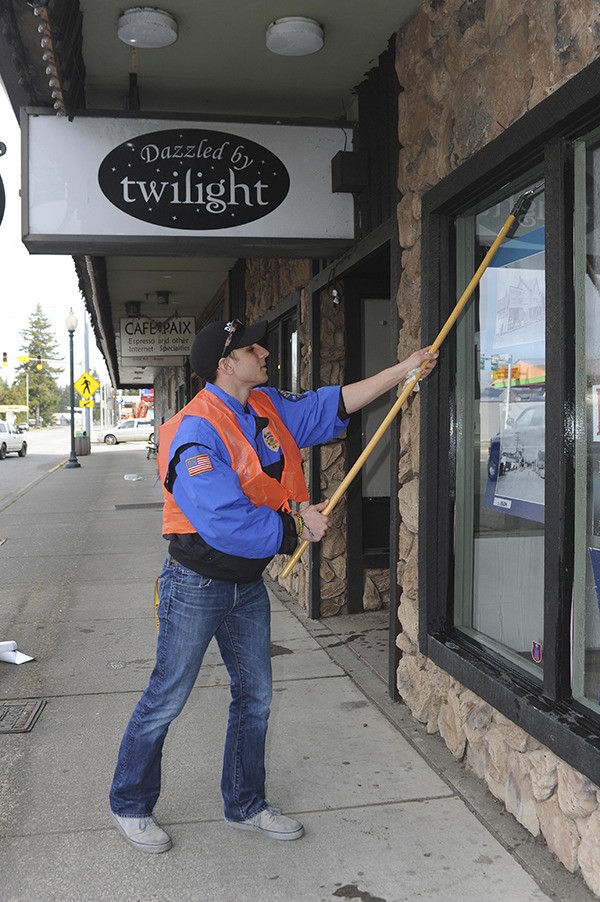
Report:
265,17,324,56
117,7,178,49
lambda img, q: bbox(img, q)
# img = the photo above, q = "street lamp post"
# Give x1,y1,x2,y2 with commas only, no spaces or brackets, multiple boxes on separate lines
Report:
65,309,81,469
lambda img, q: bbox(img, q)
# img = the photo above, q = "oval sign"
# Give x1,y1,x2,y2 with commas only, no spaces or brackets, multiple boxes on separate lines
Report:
98,128,290,230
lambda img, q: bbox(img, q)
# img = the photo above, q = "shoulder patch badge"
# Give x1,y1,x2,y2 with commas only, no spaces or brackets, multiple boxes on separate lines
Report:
185,453,213,476
277,390,303,401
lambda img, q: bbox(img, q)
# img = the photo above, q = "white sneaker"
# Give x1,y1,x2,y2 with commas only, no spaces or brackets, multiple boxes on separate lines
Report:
111,812,172,853
227,805,304,841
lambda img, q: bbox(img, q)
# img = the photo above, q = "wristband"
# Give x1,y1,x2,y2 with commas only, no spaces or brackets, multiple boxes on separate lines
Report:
295,514,304,538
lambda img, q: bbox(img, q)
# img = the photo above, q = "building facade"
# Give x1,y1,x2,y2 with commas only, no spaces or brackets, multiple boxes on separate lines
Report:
393,2,600,891
3,0,600,894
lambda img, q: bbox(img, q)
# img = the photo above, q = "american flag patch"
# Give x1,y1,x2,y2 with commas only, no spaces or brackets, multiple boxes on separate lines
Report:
185,454,213,476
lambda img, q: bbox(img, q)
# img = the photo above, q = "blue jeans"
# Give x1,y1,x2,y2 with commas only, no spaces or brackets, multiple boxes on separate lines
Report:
109,558,272,822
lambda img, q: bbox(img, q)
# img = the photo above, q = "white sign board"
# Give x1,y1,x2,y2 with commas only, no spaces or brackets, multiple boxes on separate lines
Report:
119,316,195,359
24,113,354,253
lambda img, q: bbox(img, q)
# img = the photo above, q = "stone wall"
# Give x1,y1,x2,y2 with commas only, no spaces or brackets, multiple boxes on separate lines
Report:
394,1,600,894
317,294,349,616
314,293,391,616
363,569,390,611
245,258,313,607
154,366,182,428
244,258,311,324
274,284,351,615
401,674,600,895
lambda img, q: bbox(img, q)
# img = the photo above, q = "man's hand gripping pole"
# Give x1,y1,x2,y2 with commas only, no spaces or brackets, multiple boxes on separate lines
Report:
280,185,543,579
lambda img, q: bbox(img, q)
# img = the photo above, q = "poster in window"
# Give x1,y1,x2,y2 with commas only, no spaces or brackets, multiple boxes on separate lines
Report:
481,237,545,524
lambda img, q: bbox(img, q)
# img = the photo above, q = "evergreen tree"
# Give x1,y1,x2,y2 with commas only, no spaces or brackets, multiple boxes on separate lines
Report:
0,375,23,406
15,304,63,425
57,383,71,410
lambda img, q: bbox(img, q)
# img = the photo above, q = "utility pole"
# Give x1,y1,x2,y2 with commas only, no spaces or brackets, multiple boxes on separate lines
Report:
83,315,92,437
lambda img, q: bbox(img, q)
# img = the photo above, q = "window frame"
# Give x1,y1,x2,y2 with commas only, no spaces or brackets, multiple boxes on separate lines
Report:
420,58,600,784
453,178,547,680
265,292,300,393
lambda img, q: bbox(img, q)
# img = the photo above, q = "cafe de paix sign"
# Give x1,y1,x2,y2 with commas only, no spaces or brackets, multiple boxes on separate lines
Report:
23,112,354,255
119,316,195,359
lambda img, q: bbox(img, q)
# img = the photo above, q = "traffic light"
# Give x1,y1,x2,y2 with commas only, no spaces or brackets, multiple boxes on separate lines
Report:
2,351,6,367
36,354,42,371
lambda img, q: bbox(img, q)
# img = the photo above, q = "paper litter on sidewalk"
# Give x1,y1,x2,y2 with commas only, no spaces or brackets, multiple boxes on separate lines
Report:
0,640,34,664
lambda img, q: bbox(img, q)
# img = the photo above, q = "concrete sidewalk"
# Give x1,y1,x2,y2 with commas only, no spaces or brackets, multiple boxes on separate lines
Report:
0,447,592,901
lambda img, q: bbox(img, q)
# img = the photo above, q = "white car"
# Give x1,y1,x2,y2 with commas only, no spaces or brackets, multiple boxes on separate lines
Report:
0,421,27,458
97,418,155,446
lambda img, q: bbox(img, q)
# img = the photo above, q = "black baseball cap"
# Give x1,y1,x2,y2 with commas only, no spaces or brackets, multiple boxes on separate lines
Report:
189,319,268,378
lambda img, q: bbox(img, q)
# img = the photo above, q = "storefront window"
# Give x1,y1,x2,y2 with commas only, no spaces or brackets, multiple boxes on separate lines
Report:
266,309,299,392
454,180,546,677
282,315,299,394
573,132,600,711
422,61,600,784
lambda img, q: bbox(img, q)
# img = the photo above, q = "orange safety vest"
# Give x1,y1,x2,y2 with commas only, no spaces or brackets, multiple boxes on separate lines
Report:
158,389,309,535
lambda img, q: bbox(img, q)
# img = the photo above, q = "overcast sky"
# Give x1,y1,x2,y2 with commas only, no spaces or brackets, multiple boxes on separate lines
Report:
0,85,108,388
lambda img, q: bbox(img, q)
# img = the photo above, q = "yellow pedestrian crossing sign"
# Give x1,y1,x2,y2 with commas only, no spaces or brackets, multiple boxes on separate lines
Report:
74,371,100,400
79,398,95,409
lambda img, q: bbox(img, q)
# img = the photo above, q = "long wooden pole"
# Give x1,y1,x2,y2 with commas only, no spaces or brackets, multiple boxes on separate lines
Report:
280,186,542,579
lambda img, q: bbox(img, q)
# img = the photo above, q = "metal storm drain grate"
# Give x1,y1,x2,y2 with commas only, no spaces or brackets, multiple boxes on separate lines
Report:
0,699,46,733
114,502,163,510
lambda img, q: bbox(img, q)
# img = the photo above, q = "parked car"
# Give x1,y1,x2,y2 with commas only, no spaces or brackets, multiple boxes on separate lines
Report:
16,422,29,433
487,403,545,482
96,418,155,445
0,421,27,458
